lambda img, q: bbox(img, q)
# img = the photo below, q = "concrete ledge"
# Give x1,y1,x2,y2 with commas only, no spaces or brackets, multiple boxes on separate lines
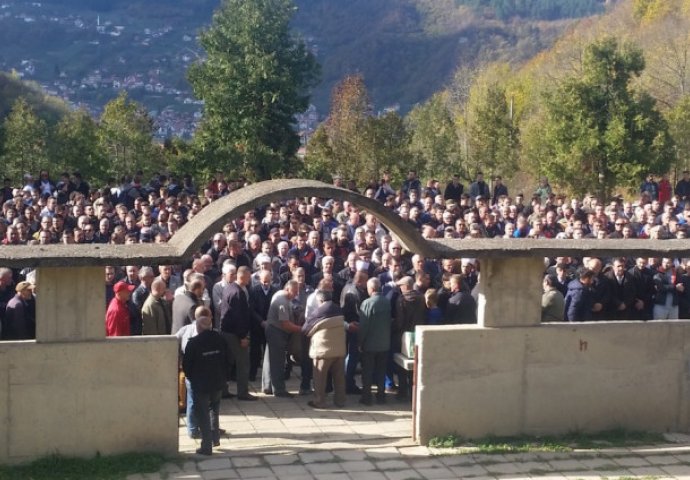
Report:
0,336,179,464
415,322,690,444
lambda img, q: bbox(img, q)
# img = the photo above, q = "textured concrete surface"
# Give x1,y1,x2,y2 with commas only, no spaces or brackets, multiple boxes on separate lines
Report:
415,321,690,443
0,337,179,464
36,266,105,342
477,257,544,328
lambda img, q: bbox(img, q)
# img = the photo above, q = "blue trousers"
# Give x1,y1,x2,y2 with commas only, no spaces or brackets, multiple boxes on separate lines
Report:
185,378,197,437
345,330,360,390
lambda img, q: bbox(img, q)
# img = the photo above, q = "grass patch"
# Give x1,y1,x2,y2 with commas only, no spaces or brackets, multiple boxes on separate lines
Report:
0,452,168,480
428,428,668,454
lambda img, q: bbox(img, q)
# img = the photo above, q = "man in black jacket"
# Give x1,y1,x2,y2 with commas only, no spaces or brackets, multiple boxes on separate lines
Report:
183,308,228,456
444,274,477,324
220,266,257,401
249,269,278,381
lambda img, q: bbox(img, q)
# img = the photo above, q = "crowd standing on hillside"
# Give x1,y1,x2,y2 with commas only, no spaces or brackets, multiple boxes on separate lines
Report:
3,168,690,454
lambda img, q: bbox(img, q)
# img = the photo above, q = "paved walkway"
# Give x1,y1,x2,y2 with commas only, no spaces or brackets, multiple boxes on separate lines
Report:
134,377,690,480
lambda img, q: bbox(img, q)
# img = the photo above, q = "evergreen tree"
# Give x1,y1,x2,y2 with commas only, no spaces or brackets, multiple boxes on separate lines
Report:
97,92,157,177
189,0,320,180
538,37,674,198
1,97,49,182
469,83,518,178
407,92,462,181
53,108,107,182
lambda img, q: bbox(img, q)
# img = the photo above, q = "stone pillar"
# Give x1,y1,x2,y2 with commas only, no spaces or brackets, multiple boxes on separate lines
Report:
477,257,543,327
36,267,105,342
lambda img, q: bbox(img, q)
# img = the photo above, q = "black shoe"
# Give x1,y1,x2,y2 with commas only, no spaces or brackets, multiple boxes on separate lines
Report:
262,389,273,395
190,430,201,439
359,397,373,406
218,428,226,435
237,394,258,401
196,448,212,456
346,386,362,395
299,388,312,396
274,391,294,398
213,439,220,447
222,390,235,399
308,400,326,409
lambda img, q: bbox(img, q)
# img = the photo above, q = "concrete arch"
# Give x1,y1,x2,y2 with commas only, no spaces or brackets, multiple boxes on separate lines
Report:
169,179,437,259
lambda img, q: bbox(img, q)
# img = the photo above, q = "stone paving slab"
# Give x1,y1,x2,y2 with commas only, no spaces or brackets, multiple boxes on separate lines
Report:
167,376,690,480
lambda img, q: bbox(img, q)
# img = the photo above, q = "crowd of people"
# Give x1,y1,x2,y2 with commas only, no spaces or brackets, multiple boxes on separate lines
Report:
3,167,690,454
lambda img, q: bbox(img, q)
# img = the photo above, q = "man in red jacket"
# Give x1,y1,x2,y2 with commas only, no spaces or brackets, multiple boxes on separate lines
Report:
106,281,135,336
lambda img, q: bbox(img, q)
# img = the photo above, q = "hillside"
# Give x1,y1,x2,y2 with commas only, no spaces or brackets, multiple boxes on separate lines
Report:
0,71,68,125
0,0,608,120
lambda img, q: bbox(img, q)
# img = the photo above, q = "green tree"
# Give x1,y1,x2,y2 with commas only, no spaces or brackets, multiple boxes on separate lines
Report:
53,108,107,182
667,94,690,173
1,97,49,182
189,0,320,180
407,92,462,181
97,92,157,177
361,112,412,184
537,37,674,198
468,82,519,178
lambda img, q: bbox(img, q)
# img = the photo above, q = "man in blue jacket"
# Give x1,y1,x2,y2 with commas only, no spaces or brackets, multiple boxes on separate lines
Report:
564,269,595,322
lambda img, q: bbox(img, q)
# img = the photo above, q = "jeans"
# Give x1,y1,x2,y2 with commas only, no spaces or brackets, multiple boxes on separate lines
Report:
192,389,222,453
345,330,360,390
185,378,197,437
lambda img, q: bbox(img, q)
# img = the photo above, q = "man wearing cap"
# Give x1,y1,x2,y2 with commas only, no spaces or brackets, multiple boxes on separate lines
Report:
106,281,135,337
2,281,35,340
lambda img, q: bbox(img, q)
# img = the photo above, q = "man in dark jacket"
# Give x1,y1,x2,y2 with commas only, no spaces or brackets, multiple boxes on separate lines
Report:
183,308,228,456
2,281,35,340
340,270,368,394
220,266,257,400
393,276,426,399
444,274,477,324
564,269,595,322
629,257,655,320
249,270,278,381
443,175,464,202
605,258,641,321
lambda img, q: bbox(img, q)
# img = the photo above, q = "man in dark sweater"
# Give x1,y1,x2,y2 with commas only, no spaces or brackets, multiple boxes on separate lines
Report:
183,308,228,456
220,266,257,400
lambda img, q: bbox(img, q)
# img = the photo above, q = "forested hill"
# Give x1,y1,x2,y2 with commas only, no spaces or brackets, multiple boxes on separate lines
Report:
0,0,609,113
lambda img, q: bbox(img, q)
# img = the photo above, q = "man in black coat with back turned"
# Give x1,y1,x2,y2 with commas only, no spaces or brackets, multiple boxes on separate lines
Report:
444,274,477,324
249,269,278,381
220,266,257,400
183,308,228,456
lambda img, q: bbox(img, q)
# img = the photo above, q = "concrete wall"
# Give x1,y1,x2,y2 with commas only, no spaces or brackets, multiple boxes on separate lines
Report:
0,337,179,464
415,322,690,444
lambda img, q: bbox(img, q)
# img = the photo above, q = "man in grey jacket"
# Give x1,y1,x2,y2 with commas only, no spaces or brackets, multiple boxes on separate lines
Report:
358,278,392,405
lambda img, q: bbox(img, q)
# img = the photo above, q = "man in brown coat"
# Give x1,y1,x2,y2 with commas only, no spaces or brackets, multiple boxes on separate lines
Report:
142,279,173,335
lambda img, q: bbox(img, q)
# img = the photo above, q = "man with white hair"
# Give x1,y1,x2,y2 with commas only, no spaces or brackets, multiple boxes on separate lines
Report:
212,262,236,329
